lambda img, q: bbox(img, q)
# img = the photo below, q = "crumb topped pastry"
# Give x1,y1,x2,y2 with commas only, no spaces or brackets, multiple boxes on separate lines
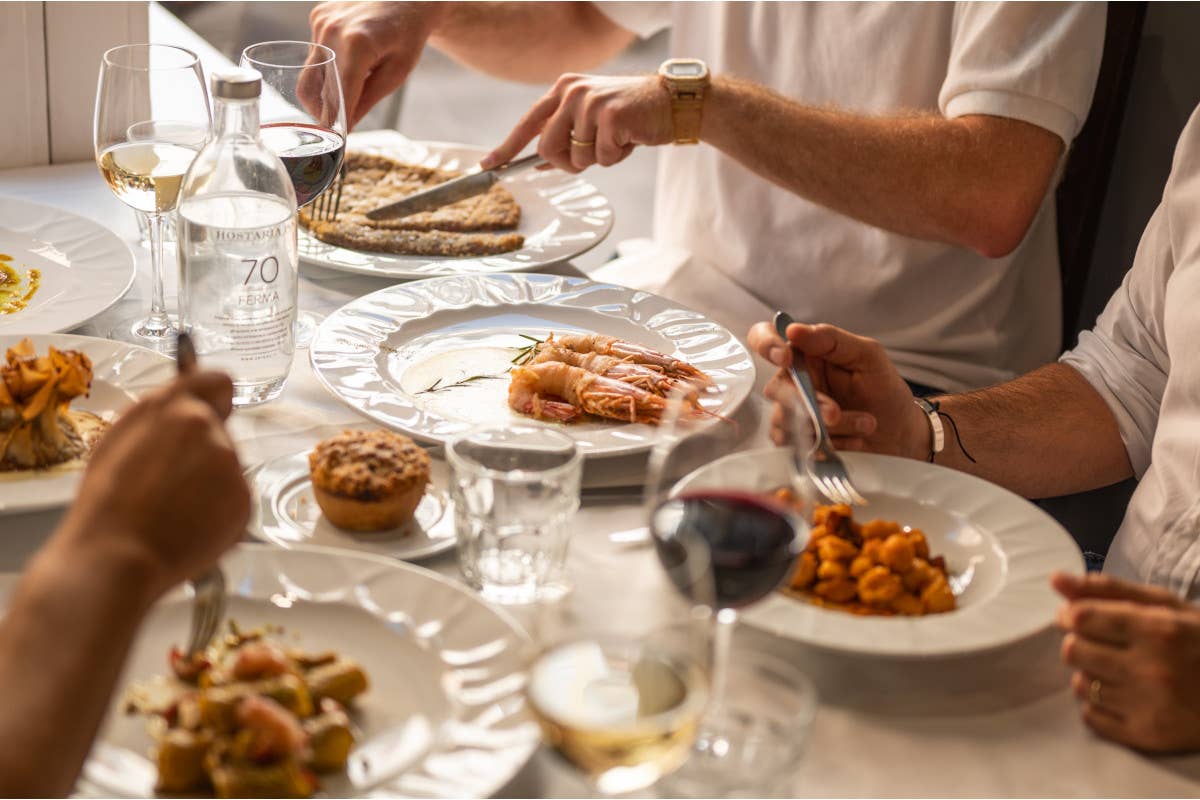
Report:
308,429,431,532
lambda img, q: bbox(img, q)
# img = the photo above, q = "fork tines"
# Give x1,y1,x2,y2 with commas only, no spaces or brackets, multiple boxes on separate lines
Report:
312,163,346,222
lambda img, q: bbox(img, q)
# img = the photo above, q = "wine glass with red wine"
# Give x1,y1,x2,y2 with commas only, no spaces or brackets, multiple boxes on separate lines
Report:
646,379,817,709
241,40,347,348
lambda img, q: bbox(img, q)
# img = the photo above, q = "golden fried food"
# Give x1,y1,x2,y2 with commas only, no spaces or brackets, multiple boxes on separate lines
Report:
784,503,957,616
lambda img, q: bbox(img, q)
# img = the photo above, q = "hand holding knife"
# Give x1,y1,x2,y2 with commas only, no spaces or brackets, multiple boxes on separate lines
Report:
365,154,547,221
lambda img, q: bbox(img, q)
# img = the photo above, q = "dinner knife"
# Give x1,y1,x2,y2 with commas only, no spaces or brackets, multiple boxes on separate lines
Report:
365,153,547,221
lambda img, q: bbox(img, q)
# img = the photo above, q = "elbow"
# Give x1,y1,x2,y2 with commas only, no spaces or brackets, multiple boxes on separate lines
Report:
962,187,1047,260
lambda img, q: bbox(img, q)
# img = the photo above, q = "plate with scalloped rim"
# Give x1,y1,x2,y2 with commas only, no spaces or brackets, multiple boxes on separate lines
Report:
73,543,539,798
298,130,614,279
0,195,136,333
0,334,174,515
673,447,1085,658
309,272,756,458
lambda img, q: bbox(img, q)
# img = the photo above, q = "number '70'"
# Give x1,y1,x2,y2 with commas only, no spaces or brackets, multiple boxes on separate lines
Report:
242,256,280,285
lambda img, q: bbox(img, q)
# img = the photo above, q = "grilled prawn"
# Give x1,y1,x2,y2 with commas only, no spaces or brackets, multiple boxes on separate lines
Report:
529,343,699,400
508,361,677,424
547,333,712,387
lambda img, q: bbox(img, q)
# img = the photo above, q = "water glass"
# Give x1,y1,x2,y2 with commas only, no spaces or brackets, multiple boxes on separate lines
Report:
448,425,582,605
657,645,818,798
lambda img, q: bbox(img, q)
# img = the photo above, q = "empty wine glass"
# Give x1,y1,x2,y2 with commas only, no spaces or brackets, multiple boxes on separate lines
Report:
645,380,818,790
241,40,347,349
95,44,210,352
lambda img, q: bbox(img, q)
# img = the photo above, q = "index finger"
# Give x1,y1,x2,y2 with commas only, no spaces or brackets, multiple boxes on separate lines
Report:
1056,599,1140,647
786,323,888,372
1052,572,1184,608
480,92,562,170
172,370,235,421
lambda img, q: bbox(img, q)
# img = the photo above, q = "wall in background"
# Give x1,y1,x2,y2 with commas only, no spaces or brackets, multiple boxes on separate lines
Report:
1076,2,1200,336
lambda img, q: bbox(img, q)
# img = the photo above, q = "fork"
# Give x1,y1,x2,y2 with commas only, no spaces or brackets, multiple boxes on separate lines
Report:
310,163,346,222
176,332,229,655
773,311,867,506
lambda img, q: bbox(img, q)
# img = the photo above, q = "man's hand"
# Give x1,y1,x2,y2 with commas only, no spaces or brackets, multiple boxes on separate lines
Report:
481,74,672,173
1054,572,1200,753
747,320,927,457
310,2,442,129
56,370,250,598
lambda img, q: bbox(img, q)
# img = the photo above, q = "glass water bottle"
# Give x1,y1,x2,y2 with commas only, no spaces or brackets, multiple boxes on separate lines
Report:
178,68,299,406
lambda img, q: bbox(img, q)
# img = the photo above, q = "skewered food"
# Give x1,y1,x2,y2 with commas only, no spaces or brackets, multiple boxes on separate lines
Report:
0,338,108,471
308,429,431,532
784,502,957,616
299,152,524,257
124,623,369,798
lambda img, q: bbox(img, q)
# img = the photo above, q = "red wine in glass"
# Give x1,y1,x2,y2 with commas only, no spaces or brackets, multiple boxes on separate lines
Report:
260,122,345,207
652,490,802,609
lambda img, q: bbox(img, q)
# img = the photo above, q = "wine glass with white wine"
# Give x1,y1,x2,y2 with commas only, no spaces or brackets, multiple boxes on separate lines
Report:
95,43,210,352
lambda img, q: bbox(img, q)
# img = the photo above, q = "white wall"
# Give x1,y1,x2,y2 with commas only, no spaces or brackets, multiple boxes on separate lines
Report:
0,1,149,168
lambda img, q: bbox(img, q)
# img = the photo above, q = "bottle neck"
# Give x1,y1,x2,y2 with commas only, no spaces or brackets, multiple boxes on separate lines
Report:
214,96,259,139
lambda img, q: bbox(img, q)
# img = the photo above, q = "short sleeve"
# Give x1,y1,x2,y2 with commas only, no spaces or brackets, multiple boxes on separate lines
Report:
1059,203,1173,478
939,2,1105,144
593,2,673,39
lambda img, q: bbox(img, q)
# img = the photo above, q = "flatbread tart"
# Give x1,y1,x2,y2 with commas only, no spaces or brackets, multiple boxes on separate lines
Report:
299,151,524,257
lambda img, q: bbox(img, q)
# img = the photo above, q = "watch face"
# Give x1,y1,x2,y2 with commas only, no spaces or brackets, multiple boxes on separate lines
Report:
664,59,708,79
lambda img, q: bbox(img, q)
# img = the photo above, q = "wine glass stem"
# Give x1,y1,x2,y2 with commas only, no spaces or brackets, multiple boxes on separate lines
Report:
711,607,737,715
146,212,171,335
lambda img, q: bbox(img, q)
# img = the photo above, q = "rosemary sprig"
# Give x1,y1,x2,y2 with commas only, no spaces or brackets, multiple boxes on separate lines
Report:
418,371,510,394
511,334,544,366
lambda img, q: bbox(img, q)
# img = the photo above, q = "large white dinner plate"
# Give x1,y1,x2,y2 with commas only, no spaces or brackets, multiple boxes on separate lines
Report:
310,273,756,458
0,196,136,333
298,131,613,278
675,448,1084,658
78,544,538,799
248,449,457,562
0,334,174,515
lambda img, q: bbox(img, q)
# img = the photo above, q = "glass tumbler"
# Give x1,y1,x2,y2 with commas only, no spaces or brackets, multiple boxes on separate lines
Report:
448,425,582,605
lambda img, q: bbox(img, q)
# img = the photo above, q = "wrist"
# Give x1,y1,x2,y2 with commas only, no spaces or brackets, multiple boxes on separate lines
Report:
47,516,173,607
699,75,730,144
905,400,935,461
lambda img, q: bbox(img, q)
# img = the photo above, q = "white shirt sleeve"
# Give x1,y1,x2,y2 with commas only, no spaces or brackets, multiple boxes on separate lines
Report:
1059,202,1172,478
593,2,672,39
939,2,1105,144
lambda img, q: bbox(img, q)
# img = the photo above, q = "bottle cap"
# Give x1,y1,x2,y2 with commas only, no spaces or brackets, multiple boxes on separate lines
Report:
211,68,261,100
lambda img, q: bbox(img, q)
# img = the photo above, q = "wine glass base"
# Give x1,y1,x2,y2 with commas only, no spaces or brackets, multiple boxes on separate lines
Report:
107,314,180,354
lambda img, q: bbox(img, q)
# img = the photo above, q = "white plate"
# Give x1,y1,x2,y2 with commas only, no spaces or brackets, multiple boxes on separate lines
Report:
248,450,457,562
0,196,136,333
674,448,1084,658
310,273,756,458
0,334,174,515
298,131,613,278
78,543,538,798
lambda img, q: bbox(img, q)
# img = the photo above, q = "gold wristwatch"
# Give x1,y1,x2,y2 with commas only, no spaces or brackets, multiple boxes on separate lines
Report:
658,58,709,144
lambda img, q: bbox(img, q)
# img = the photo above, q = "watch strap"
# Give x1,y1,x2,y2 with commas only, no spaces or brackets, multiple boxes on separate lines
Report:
670,95,704,144
914,397,944,462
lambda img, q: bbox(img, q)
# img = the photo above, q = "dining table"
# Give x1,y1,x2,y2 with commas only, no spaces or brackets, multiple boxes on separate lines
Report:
3,7,1200,798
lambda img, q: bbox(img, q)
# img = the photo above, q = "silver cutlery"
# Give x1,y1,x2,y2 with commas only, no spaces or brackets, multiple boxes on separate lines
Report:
365,154,547,221
310,162,346,222
176,332,229,656
773,311,867,506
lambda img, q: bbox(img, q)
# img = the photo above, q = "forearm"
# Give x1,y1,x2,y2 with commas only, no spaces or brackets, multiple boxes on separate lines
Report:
927,363,1133,498
0,530,162,795
700,76,1062,257
430,2,635,83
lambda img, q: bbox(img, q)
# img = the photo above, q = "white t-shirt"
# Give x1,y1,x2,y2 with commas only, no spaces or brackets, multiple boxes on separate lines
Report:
596,2,1104,392
1061,104,1200,587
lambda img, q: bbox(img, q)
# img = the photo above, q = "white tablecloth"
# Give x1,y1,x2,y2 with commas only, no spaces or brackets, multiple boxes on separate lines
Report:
4,152,1200,799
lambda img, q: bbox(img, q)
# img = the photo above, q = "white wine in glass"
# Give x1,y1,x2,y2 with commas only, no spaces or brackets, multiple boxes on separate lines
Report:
526,634,710,796
94,44,210,351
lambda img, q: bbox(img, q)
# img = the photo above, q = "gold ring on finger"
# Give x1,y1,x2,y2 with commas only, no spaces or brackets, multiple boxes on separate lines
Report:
1089,678,1103,705
569,134,596,148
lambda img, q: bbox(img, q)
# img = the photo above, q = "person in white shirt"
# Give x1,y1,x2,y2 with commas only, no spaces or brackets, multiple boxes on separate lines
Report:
311,1,1103,393
748,104,1200,753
